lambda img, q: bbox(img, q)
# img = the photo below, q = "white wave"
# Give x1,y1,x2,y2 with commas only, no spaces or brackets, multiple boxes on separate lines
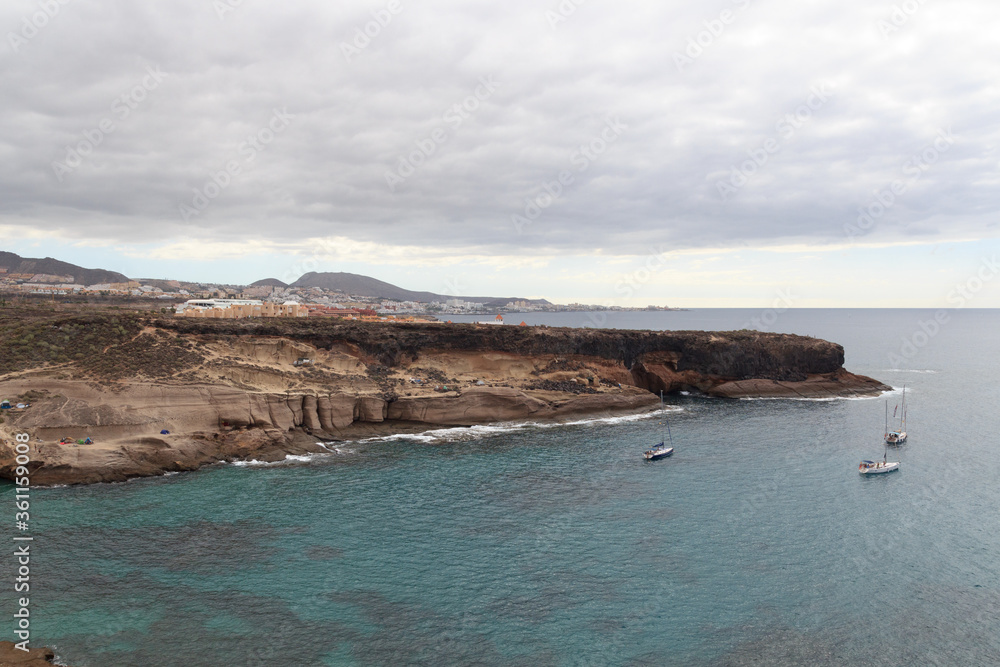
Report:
556,409,680,427
353,409,679,445
315,442,356,454
882,368,939,374
231,453,325,467
739,393,887,402
231,459,267,467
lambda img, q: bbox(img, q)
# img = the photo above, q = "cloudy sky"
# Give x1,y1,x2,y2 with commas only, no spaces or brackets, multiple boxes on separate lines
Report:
2,0,999,307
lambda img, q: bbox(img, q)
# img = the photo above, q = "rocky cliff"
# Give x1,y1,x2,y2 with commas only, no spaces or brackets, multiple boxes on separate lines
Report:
0,313,888,485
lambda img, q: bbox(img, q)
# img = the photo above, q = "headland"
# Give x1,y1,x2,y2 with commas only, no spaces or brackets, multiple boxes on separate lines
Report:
0,305,888,485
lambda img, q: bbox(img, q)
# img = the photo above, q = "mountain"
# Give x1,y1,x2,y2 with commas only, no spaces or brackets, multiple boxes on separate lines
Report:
250,278,288,288
291,272,440,301
0,251,129,285
0,251,548,305
289,271,549,306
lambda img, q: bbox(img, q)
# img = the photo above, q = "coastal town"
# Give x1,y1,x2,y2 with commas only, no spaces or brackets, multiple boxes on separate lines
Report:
0,264,679,320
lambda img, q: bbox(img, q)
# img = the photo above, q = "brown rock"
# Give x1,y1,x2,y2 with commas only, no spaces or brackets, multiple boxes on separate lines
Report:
387,387,548,425
0,641,67,666
326,394,357,430
707,368,888,399
354,396,387,422
301,395,322,431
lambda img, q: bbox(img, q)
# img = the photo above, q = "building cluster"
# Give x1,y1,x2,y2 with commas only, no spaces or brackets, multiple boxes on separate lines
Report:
175,299,310,319
174,299,433,322
0,270,191,299
1,268,678,314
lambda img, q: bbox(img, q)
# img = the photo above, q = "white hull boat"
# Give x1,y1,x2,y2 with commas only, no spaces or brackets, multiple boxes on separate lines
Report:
885,431,907,445
859,460,899,475
884,386,908,446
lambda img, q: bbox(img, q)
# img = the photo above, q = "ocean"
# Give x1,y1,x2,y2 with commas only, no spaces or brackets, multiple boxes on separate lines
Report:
6,309,1000,666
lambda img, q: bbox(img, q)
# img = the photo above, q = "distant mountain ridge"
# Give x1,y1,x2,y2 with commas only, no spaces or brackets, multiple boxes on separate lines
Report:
0,252,548,304
288,272,549,306
0,251,128,285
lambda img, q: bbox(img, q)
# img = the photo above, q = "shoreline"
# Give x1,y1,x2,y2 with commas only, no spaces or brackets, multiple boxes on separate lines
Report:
0,382,890,488
0,318,890,486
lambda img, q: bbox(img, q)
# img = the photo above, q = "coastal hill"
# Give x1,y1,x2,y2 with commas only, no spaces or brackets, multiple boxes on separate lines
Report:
250,277,289,288
0,304,888,486
0,250,546,306
0,251,128,285
288,271,551,306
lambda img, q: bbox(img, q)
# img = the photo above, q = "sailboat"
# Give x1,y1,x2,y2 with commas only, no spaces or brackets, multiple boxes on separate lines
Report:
859,451,899,475
884,386,908,445
643,391,674,460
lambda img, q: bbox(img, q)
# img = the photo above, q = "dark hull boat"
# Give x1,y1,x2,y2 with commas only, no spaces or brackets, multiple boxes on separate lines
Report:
643,391,675,460
643,443,674,460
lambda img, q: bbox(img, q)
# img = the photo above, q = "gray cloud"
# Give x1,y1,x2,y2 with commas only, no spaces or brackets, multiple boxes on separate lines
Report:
2,0,998,256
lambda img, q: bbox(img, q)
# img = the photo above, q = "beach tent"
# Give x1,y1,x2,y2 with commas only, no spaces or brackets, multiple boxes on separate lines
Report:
160,429,170,435
0,400,10,409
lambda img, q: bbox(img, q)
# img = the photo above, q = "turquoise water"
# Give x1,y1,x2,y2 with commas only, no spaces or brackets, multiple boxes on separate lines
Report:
6,309,1000,666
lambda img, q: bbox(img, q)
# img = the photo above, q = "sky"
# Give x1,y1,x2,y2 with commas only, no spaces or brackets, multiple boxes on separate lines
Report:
2,0,999,307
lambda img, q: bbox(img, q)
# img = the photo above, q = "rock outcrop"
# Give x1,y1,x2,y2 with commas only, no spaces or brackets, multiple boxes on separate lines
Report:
0,641,70,667
0,318,889,485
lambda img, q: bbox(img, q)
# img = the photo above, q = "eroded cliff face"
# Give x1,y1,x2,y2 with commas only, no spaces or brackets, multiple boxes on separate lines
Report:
161,319,848,378
0,319,888,485
0,380,657,485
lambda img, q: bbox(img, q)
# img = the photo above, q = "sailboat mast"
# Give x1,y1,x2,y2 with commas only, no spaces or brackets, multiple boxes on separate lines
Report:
900,385,906,431
901,386,907,431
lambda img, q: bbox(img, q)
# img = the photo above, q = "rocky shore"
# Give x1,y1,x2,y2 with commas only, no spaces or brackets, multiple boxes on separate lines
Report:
0,316,889,486
0,642,69,667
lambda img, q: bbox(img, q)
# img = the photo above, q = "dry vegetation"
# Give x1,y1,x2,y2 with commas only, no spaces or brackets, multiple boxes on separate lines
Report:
0,303,204,380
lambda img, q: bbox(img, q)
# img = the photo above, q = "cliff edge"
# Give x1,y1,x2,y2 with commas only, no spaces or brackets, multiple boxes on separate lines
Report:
0,311,888,485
